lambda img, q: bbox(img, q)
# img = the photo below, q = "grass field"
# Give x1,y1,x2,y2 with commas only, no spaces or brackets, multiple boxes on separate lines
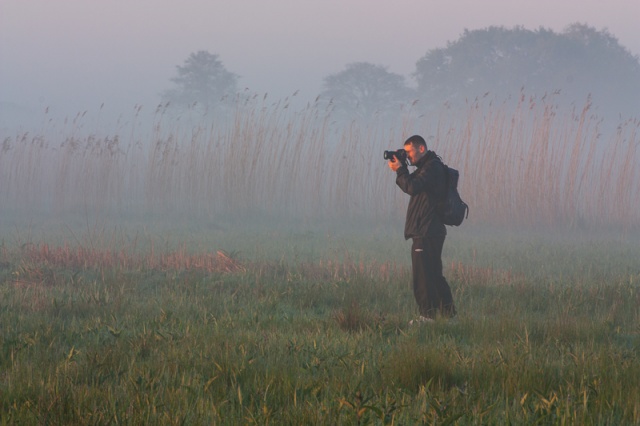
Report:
1,95,639,424
1,225,639,424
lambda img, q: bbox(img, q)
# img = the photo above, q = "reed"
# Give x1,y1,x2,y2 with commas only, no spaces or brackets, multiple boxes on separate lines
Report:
1,92,638,230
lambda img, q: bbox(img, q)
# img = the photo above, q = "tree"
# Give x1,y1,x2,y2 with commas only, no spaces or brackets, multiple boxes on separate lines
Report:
413,25,640,120
162,51,239,110
559,24,640,115
320,62,414,123
413,26,581,105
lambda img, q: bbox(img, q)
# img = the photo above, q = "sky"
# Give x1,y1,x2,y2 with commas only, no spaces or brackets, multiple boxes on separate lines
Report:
1,0,639,127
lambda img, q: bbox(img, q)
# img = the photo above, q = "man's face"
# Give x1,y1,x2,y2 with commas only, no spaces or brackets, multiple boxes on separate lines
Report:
404,142,426,165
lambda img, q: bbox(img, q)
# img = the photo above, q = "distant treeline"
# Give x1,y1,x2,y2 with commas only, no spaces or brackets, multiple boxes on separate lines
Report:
162,24,640,126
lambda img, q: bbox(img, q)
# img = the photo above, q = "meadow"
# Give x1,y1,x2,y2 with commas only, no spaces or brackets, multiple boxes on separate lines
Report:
1,94,639,424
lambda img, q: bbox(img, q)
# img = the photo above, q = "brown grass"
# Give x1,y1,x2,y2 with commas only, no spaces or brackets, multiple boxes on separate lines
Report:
19,242,245,274
1,93,638,230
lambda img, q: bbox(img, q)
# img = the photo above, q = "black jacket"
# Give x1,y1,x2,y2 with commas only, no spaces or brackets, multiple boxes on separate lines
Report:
395,150,447,239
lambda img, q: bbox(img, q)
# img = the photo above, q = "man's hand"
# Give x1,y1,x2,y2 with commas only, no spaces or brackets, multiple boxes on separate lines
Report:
388,157,403,172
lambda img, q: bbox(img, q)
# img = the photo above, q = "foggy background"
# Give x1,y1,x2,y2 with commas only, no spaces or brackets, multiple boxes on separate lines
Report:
2,0,639,127
1,0,639,237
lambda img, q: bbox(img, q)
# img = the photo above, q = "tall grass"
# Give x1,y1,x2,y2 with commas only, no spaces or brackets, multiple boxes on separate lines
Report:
1,92,638,230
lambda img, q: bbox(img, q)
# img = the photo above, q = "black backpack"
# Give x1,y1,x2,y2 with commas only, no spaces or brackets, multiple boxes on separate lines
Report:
439,162,469,226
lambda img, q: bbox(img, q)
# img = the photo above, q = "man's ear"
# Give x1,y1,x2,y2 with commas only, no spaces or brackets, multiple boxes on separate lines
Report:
419,145,426,153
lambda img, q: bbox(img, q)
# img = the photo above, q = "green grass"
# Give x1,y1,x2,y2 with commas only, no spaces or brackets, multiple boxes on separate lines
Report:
1,228,639,424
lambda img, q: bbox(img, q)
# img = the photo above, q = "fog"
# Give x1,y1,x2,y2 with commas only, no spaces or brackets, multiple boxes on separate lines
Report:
1,0,639,240
2,0,639,127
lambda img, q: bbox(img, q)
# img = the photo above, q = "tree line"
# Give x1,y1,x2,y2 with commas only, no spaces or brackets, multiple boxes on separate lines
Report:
162,24,640,124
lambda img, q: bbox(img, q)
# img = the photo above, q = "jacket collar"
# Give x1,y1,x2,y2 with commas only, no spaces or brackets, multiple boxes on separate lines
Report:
415,150,437,168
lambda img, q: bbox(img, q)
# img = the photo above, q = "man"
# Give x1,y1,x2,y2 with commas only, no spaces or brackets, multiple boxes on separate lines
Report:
388,135,456,323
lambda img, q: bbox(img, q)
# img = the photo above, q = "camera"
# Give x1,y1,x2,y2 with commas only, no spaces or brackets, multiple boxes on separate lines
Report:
383,149,407,163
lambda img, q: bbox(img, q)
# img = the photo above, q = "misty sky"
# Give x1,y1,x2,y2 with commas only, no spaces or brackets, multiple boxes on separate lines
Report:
1,0,639,123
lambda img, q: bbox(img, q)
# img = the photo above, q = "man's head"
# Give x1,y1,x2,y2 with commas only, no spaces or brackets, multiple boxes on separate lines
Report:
403,135,427,165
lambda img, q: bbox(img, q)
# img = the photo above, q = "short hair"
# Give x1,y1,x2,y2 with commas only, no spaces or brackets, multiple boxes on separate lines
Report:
404,135,427,149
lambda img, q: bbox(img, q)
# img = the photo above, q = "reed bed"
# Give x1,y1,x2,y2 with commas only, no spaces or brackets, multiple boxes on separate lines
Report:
1,94,638,230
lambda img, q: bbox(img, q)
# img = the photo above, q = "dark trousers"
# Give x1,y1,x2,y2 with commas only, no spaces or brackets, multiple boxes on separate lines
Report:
411,237,456,318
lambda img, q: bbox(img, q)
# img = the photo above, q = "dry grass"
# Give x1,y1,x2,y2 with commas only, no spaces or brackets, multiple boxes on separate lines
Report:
18,242,245,274
1,93,638,230
432,94,639,229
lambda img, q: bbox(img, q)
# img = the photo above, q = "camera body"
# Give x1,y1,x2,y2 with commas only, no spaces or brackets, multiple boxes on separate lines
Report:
383,149,407,163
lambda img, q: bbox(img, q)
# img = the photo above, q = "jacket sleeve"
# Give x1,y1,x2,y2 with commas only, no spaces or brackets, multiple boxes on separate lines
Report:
395,163,442,196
